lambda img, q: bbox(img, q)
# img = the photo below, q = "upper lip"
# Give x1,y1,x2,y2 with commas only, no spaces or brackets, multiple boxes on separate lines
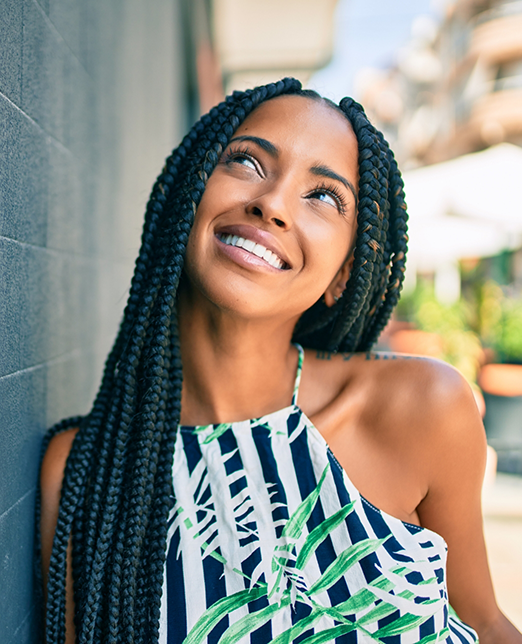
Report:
215,224,292,269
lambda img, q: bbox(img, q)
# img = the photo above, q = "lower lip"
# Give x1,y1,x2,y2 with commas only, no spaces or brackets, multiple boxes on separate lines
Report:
214,235,285,273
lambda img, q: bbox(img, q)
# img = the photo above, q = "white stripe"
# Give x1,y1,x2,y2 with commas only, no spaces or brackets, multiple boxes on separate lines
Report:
158,560,168,644
171,436,211,633
268,414,325,636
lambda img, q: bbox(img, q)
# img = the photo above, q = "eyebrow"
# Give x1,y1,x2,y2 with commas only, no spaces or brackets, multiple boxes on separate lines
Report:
228,135,279,157
228,135,358,205
310,164,358,205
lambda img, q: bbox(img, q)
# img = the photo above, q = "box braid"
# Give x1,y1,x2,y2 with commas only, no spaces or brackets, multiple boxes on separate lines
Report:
38,78,408,644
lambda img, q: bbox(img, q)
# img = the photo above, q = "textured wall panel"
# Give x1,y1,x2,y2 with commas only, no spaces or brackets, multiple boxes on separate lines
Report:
0,0,189,641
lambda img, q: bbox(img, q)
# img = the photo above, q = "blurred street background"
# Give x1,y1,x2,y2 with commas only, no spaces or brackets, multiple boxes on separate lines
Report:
0,0,521,640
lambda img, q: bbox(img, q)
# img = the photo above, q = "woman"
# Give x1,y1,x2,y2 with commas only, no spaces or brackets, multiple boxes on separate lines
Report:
39,78,522,643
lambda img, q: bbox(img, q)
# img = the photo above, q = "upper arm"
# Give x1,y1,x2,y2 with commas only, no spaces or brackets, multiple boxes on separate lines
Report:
414,365,498,631
40,427,78,642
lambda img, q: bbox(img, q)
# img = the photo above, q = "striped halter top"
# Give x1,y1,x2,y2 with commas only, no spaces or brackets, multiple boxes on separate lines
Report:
160,345,478,644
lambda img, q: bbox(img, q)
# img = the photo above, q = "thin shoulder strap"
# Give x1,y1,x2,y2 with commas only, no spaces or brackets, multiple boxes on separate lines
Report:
292,343,304,406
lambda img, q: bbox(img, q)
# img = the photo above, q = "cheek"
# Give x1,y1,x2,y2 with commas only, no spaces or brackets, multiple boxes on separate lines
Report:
302,217,354,269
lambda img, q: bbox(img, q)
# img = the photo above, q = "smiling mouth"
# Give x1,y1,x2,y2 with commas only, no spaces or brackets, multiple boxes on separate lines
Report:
218,233,288,270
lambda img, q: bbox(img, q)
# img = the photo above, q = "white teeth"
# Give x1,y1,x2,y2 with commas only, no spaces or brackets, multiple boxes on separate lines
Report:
252,243,265,258
242,239,256,252
220,234,285,269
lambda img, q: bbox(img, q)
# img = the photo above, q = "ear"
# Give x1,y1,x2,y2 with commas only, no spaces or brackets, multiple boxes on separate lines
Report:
324,253,354,307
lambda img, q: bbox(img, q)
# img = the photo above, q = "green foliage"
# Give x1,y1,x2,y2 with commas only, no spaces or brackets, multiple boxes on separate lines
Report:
478,281,522,363
396,277,522,378
397,283,483,382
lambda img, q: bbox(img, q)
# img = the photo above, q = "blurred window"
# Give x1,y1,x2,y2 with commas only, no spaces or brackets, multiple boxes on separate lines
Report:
495,58,522,91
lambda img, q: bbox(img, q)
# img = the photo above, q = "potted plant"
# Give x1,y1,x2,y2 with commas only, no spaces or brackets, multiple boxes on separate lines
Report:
477,281,522,473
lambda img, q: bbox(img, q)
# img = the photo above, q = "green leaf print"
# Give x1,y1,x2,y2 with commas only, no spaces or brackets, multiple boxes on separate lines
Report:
269,608,326,644
183,586,267,644
307,538,389,596
418,576,438,585
218,592,292,644
356,600,397,625
417,629,450,644
267,563,286,599
294,622,358,644
295,501,355,570
372,612,431,638
200,423,230,444
369,575,395,592
326,587,377,617
281,465,329,540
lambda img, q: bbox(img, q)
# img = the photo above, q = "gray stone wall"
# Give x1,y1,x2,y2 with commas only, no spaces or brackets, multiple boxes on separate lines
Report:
0,1,190,641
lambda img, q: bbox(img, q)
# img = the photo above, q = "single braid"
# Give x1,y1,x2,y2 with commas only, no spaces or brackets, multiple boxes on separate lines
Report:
40,78,408,643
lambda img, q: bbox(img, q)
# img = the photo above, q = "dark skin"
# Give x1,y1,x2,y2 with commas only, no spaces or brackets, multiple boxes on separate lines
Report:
41,95,522,643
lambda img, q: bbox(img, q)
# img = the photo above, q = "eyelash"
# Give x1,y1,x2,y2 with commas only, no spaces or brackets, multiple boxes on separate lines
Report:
222,145,258,168
310,182,348,216
222,146,348,215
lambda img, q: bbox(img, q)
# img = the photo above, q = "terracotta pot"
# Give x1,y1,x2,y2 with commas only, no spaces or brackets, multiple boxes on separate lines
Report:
478,364,522,397
388,329,443,358
479,364,522,473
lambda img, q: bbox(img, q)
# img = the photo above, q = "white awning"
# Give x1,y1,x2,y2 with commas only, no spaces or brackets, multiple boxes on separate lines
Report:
402,143,522,271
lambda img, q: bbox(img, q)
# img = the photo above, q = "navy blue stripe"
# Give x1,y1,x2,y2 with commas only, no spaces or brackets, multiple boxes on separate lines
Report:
360,498,415,565
334,630,358,644
449,622,473,644
290,431,351,606
287,408,302,438
218,427,259,549
181,430,203,475
378,607,401,644
166,526,187,644
328,451,382,585
202,548,229,644
247,594,272,644
238,548,272,643
292,601,314,644
251,423,290,536
419,615,435,638
196,483,213,526
450,616,478,641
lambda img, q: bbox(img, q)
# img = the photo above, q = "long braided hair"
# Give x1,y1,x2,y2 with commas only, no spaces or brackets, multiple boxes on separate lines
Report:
39,78,408,643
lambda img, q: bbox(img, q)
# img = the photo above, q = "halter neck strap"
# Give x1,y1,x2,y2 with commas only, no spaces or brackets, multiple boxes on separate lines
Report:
292,343,304,406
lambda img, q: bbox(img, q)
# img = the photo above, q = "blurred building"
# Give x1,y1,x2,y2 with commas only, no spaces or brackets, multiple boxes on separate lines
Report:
209,0,339,96
355,0,522,289
357,0,522,167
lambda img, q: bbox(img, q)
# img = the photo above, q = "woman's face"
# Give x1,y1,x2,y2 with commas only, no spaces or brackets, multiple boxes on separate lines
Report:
183,95,359,323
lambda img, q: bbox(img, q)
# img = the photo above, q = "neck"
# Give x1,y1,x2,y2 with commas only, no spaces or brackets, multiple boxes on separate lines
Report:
177,291,300,426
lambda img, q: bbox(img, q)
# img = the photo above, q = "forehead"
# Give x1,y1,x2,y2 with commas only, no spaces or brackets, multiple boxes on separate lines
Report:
233,95,358,175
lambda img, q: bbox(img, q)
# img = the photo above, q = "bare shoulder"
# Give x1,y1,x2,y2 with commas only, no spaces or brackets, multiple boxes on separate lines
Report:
41,427,79,497
302,347,484,452
362,352,484,444
40,428,79,638
301,348,487,529
40,428,79,574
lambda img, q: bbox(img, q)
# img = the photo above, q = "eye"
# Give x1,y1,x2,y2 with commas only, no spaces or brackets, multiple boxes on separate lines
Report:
232,154,256,170
310,189,338,208
307,182,347,215
223,145,259,172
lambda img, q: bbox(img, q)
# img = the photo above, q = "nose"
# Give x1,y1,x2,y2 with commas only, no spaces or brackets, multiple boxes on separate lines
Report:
245,181,294,229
